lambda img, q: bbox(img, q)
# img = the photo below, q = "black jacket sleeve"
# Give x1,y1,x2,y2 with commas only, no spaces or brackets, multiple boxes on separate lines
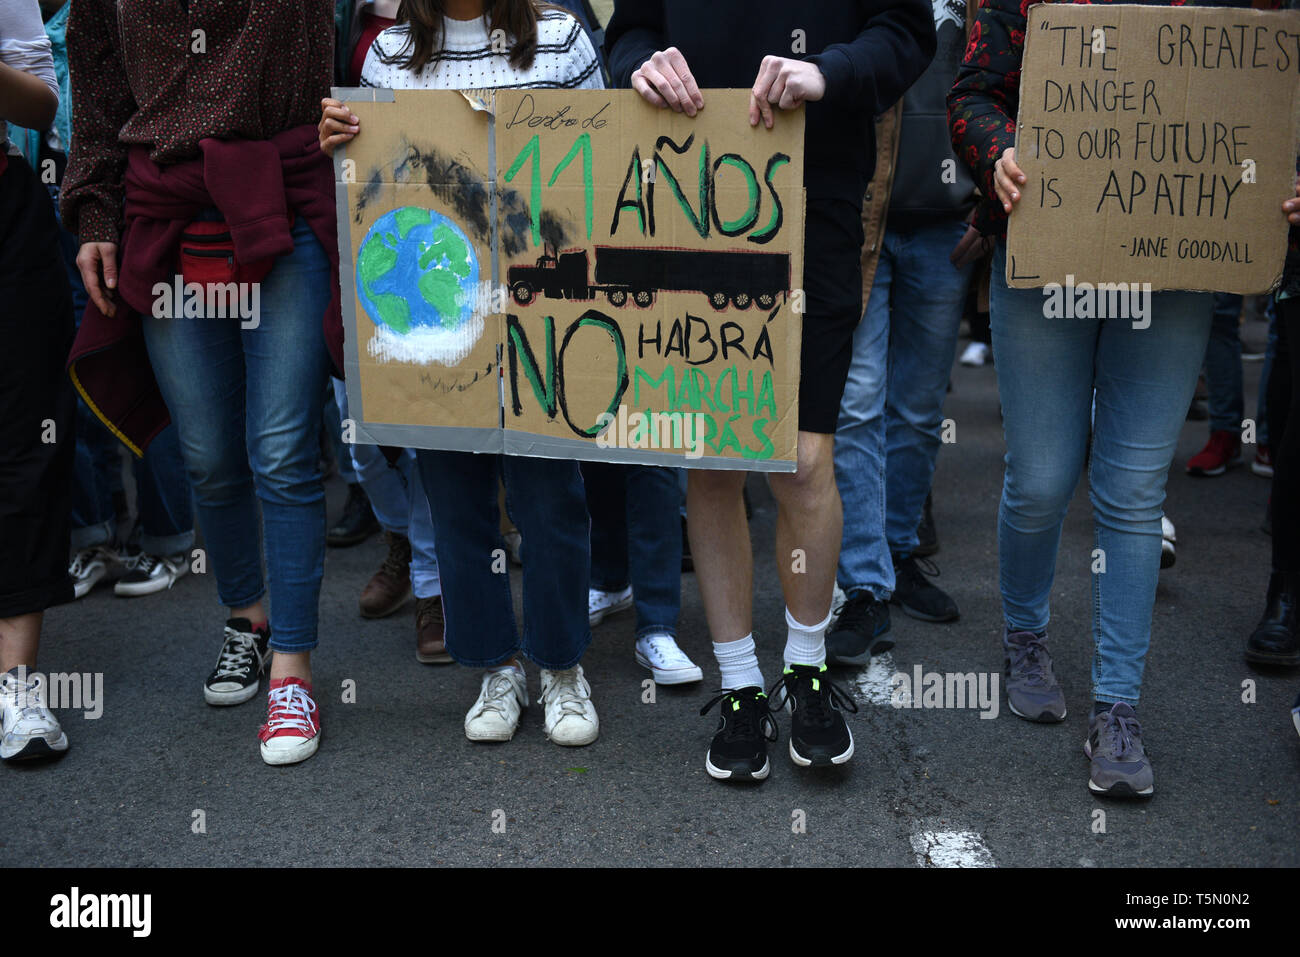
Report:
603,0,666,88
807,0,936,114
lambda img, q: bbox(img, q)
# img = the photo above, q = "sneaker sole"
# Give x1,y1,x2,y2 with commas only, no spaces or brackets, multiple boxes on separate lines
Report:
789,729,854,768
0,732,69,761
204,682,262,706
1187,456,1243,477
114,573,186,597
1252,462,1274,478
73,569,107,599
1244,647,1300,667
705,754,770,781
634,649,703,684
465,725,518,742
1088,778,1154,798
892,598,959,623
588,594,634,628
1008,699,1067,723
260,734,320,766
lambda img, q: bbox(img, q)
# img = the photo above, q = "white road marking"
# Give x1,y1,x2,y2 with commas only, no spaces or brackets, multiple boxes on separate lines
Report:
910,829,996,868
853,652,898,707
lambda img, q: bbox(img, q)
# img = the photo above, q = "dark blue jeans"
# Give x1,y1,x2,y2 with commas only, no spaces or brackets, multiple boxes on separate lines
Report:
55,202,193,557
416,450,590,669
582,462,682,638
141,215,333,652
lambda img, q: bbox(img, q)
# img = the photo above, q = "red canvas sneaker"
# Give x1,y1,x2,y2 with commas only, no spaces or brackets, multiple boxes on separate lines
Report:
1186,430,1242,477
258,677,320,766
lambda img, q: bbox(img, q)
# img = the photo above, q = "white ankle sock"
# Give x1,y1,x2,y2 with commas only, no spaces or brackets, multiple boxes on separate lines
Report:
783,606,832,667
713,636,764,690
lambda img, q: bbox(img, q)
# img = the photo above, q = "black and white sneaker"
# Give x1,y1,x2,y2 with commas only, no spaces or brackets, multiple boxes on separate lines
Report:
891,555,959,622
204,618,271,706
700,686,778,782
826,590,892,665
114,550,189,597
773,664,857,767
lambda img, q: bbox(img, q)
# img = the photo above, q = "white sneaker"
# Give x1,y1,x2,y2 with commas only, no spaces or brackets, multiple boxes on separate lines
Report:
1160,516,1176,570
635,633,703,684
68,545,120,599
465,667,528,742
960,341,992,366
114,551,189,596
538,665,599,746
588,586,633,627
0,670,68,761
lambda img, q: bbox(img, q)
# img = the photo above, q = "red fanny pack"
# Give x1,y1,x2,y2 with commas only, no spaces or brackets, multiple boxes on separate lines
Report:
178,220,278,286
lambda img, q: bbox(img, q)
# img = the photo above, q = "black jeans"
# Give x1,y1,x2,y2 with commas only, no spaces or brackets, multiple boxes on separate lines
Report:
1269,297,1299,574
0,153,75,617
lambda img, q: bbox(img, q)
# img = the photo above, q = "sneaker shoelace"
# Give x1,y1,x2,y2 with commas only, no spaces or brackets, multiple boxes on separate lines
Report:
1096,709,1142,760
473,672,520,719
641,635,682,665
700,689,778,743
264,683,317,735
214,628,263,680
769,668,858,728
898,555,941,588
2,675,50,723
1007,635,1054,688
543,672,591,719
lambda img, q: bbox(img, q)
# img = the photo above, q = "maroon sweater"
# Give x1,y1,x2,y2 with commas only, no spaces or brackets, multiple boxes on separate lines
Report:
68,126,342,455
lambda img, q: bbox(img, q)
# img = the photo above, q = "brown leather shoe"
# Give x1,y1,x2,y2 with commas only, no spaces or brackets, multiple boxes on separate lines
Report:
359,532,412,619
415,595,452,663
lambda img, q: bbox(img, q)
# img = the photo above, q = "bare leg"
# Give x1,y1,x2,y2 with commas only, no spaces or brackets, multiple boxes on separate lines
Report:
270,650,311,684
686,469,752,643
768,431,841,625
231,600,268,628
0,612,41,672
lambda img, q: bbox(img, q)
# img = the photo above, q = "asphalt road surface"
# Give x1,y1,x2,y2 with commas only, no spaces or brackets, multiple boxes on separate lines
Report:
10,320,1297,868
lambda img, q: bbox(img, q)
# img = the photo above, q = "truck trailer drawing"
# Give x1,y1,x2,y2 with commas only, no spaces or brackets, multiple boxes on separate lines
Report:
507,246,790,311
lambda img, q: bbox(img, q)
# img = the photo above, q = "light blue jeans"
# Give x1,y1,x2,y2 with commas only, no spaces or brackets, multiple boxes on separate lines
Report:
835,220,973,598
142,215,333,652
331,379,440,599
990,242,1212,704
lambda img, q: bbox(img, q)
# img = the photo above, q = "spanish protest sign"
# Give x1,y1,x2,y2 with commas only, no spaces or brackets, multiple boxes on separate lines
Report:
1007,3,1300,293
334,89,805,470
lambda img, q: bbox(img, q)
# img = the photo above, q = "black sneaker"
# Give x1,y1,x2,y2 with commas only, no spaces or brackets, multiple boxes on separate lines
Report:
204,618,271,706
826,590,892,665
327,482,379,548
891,555,959,622
700,687,777,782
773,665,858,767
913,492,939,557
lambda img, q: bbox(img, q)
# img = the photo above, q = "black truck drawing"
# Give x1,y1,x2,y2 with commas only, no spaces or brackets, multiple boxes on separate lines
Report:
507,246,790,311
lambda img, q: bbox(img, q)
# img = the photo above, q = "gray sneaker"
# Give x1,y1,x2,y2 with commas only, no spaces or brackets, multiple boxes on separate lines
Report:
1084,702,1154,798
1003,630,1067,722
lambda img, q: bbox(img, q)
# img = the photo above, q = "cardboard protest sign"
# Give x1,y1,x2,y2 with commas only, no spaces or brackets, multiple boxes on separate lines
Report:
334,89,805,470
1007,4,1300,293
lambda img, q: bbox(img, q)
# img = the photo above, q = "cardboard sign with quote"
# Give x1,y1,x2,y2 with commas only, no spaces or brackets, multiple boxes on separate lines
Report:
1007,4,1300,293
335,88,804,470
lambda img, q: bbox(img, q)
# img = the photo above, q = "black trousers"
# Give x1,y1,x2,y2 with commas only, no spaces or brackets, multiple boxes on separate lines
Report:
1270,297,1299,574
0,153,75,617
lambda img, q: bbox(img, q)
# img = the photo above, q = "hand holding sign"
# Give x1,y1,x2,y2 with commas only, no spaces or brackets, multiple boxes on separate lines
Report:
631,47,705,116
994,147,1028,214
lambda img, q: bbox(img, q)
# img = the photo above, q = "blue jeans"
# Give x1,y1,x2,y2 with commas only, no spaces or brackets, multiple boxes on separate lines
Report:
835,220,973,597
142,215,333,652
56,200,193,557
415,450,590,669
1206,292,1245,433
990,242,1212,704
582,462,682,637
331,379,440,598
